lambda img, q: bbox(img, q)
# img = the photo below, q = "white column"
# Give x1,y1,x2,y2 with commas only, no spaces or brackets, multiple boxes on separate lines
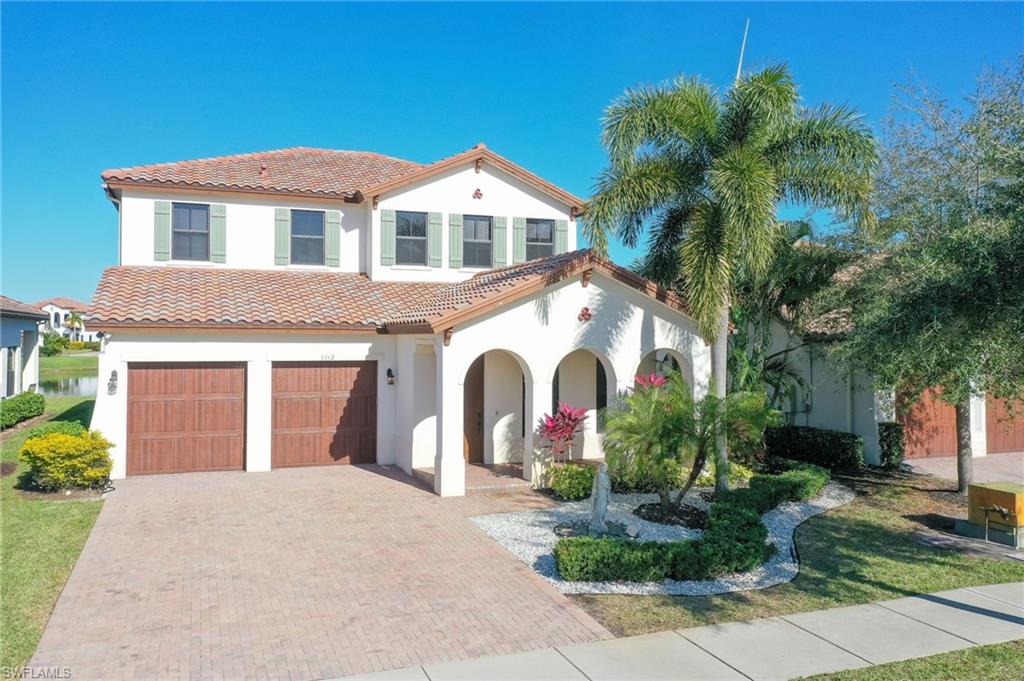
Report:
246,358,272,471
434,340,465,497
394,337,416,473
12,345,22,394
92,349,129,479
970,392,988,458
0,348,9,397
23,329,40,391
526,380,552,486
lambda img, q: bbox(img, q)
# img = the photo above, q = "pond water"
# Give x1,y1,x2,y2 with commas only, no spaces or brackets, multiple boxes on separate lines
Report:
38,375,99,397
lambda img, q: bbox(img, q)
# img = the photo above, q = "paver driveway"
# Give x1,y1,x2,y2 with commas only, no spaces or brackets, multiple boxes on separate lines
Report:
30,466,609,680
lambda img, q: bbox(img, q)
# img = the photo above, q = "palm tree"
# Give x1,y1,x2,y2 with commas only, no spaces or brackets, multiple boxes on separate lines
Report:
583,65,877,492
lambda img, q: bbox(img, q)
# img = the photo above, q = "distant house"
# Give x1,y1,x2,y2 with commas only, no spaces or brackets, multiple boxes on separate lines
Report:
35,297,97,342
0,295,45,397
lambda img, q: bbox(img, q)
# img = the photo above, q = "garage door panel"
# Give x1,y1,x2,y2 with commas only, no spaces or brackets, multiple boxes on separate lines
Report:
127,363,246,475
129,401,189,435
987,398,1024,454
899,387,957,459
273,396,323,429
272,361,377,468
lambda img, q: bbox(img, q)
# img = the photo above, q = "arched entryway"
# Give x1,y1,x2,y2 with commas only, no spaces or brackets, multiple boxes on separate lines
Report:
550,348,616,459
635,348,694,394
463,349,530,465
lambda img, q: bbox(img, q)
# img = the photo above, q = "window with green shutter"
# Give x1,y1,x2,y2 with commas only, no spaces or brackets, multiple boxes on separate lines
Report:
153,201,171,261
449,214,463,268
210,204,226,263
325,210,341,267
274,208,290,265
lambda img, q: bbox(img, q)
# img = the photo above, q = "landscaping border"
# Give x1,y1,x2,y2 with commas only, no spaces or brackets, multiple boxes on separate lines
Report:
471,481,855,595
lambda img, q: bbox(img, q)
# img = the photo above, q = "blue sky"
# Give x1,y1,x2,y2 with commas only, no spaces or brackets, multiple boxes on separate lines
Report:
2,2,1021,304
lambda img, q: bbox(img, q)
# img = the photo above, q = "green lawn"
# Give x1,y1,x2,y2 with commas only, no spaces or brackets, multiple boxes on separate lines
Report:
0,396,102,670
39,352,98,379
800,640,1024,680
572,470,1024,635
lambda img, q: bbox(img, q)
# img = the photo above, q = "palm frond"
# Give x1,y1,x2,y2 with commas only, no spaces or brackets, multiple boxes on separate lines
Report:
680,201,732,337
709,144,779,277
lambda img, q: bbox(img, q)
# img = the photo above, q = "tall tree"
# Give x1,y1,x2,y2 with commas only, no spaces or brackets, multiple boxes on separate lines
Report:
582,65,877,491
825,58,1024,493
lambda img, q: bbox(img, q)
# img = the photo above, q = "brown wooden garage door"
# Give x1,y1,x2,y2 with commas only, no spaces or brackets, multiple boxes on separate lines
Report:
271,361,377,467
987,398,1024,454
127,363,246,475
899,387,957,459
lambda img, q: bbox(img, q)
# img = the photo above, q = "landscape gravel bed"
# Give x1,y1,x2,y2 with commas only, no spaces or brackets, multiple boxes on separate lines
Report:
470,481,855,595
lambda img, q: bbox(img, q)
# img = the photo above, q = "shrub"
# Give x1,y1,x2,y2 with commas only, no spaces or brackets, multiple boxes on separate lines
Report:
878,422,905,470
695,461,755,488
609,457,684,493
536,403,588,461
764,425,863,473
0,391,45,429
68,340,100,351
554,464,831,583
548,463,595,501
23,420,87,441
554,537,677,582
19,431,113,491
41,331,69,357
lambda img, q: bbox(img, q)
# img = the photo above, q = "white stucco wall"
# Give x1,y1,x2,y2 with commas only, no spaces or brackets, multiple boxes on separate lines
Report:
119,188,366,273
483,350,525,464
372,163,577,282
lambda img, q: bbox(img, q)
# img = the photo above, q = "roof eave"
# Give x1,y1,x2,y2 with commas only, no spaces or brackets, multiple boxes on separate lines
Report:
102,179,356,202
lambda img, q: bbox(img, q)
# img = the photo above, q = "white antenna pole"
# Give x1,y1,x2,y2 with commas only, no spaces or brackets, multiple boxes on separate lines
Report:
735,18,750,83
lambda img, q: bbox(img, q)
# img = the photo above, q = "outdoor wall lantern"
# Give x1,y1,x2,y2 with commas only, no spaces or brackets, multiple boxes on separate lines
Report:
107,370,118,395
386,368,396,385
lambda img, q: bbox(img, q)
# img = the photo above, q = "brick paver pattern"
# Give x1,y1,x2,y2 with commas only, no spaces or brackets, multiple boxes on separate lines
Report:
30,466,610,680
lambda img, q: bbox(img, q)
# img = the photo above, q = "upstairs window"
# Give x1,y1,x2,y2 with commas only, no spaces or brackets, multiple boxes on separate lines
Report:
172,203,210,261
396,211,427,265
526,218,554,260
290,210,325,265
463,215,493,268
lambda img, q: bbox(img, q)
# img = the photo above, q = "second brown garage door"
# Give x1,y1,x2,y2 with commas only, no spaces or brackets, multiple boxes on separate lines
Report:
271,361,377,467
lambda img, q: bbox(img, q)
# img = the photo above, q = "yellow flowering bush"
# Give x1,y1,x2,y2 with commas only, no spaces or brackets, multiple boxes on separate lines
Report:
19,430,113,491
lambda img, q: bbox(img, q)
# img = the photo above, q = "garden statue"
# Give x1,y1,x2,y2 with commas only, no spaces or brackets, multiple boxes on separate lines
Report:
589,462,611,534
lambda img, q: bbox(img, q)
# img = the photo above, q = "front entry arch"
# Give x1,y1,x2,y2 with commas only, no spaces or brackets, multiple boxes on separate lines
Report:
463,350,529,465
551,348,616,460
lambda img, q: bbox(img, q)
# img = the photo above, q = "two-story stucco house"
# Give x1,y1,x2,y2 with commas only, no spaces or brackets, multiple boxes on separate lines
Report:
36,297,98,342
88,144,711,496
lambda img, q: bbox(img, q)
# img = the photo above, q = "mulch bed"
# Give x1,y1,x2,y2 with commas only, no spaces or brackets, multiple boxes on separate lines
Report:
15,486,106,502
633,502,708,529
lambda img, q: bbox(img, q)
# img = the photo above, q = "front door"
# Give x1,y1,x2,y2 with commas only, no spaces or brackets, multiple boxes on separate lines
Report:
463,356,484,463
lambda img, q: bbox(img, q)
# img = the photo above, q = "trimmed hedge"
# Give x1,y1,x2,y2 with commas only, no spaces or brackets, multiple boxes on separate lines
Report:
19,430,113,491
23,420,87,441
554,464,830,582
549,463,595,501
0,391,45,430
610,458,754,493
69,340,101,351
764,425,864,473
878,422,905,470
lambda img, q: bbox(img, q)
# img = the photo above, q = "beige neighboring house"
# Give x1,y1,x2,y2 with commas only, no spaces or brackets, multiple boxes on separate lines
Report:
35,297,98,342
0,295,45,397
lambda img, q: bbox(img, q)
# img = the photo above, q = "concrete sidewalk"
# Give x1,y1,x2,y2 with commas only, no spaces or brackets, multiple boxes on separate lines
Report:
346,582,1024,680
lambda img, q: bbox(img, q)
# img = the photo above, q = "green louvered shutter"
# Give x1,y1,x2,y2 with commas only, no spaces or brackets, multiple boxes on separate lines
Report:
512,217,527,264
380,209,396,265
210,204,227,263
554,219,569,254
325,210,341,267
427,212,442,267
493,216,507,267
274,208,290,265
448,213,463,268
153,201,171,261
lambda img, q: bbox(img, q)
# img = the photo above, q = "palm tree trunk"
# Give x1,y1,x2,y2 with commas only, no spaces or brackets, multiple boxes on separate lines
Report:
674,447,708,508
712,305,730,494
955,400,973,495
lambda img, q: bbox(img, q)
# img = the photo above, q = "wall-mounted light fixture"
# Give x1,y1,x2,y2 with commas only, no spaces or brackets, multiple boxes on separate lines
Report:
386,368,396,385
107,370,118,395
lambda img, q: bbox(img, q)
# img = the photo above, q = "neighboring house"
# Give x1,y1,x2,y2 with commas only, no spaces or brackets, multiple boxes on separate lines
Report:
88,144,711,495
0,295,45,397
769,314,1024,465
35,297,98,342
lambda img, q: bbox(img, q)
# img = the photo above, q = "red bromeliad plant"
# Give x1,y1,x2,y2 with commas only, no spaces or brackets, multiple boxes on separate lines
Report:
537,403,588,461
634,373,668,389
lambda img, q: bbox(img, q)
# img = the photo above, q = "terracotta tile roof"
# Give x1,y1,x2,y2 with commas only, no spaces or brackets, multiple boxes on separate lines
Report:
88,251,690,333
1,295,48,320
33,297,91,312
101,147,425,199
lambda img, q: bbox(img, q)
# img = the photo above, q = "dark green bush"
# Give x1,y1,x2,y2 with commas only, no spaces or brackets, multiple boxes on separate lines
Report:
878,422,905,470
608,457,684,493
548,463,595,501
554,537,677,581
23,420,87,441
764,425,863,473
0,391,45,430
554,466,830,583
